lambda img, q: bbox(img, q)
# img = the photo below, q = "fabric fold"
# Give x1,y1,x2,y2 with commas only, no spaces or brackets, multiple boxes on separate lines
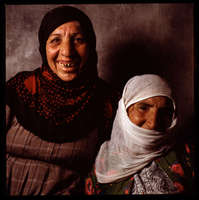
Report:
95,74,177,183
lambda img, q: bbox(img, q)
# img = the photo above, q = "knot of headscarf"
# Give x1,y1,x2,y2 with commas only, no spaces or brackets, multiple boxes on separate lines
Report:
95,74,177,183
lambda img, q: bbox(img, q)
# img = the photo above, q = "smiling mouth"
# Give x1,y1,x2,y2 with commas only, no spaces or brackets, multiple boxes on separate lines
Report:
59,63,75,68
57,62,78,72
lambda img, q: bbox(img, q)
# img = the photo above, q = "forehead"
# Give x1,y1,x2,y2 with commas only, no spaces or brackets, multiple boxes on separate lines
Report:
50,21,82,34
135,96,173,108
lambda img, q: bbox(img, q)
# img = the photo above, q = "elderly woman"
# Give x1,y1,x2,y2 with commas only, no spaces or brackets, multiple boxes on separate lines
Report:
6,6,119,195
85,74,194,195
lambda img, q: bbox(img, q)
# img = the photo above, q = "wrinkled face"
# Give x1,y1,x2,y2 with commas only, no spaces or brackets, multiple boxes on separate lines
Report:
46,21,89,82
127,96,174,131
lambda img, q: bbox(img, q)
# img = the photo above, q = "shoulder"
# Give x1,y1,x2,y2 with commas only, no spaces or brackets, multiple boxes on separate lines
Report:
6,68,40,106
6,71,28,99
96,78,121,111
95,79,121,141
6,67,41,90
7,68,40,87
155,143,195,194
85,166,132,195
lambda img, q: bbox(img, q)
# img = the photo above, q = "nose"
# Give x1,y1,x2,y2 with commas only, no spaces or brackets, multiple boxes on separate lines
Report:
145,109,158,130
60,39,75,57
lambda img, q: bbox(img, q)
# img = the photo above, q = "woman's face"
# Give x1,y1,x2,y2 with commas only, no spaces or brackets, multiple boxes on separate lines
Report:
127,96,174,131
46,21,89,82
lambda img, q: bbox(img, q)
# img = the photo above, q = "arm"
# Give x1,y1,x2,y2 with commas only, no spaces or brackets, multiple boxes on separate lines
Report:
6,104,14,132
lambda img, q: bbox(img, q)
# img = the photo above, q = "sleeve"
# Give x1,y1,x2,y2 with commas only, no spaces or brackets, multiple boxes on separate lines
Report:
6,104,13,131
6,78,16,131
85,167,98,195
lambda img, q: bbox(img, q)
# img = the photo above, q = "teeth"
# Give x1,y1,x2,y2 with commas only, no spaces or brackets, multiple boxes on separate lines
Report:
59,63,74,67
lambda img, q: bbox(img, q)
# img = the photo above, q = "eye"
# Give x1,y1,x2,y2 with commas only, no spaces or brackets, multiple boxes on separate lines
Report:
158,107,173,119
50,37,61,44
138,104,149,112
73,37,86,44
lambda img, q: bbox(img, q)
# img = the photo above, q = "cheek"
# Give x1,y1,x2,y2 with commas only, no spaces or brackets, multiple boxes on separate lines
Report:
78,45,89,64
128,107,145,127
46,46,58,62
130,113,145,127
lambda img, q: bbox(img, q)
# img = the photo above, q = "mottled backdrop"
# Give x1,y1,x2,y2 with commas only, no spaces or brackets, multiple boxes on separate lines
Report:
6,4,194,139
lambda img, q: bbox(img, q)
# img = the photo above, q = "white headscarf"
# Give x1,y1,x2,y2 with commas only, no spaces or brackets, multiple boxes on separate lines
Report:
95,74,177,183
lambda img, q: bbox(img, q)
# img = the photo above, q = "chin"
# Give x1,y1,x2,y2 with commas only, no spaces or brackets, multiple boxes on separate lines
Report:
58,72,78,82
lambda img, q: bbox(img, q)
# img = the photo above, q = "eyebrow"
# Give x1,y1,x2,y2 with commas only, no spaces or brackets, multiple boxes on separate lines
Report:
138,102,172,109
49,32,83,37
138,102,153,107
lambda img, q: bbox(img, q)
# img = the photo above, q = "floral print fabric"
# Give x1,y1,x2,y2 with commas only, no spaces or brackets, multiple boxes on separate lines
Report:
132,161,178,194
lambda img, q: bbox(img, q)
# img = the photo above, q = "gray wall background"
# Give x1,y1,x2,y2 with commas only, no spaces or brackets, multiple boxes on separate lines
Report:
6,4,194,139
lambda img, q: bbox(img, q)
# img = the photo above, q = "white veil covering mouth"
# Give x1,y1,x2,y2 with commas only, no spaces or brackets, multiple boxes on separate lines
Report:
95,74,177,184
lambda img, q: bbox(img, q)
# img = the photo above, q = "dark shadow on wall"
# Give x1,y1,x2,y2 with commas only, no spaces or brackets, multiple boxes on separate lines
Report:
106,35,181,93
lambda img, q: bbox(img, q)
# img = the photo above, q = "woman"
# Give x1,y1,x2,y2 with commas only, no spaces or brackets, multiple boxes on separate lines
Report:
6,6,119,195
85,74,195,195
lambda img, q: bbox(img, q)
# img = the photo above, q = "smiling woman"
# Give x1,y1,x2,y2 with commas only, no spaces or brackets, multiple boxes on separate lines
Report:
6,6,120,195
46,21,89,82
